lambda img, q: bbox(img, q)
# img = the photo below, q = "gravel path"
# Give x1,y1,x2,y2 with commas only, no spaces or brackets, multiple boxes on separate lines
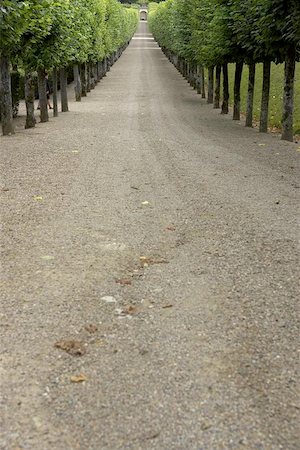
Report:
1,22,299,450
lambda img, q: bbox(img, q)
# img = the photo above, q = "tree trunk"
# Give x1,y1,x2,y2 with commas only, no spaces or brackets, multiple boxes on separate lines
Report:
207,67,214,104
87,64,91,92
37,68,48,123
259,60,271,133
214,65,221,109
52,68,58,117
281,46,295,142
233,61,243,120
201,67,206,98
90,63,95,89
60,67,69,112
81,63,87,96
245,62,256,127
73,64,81,101
0,55,15,135
221,63,229,114
196,65,201,94
25,72,36,129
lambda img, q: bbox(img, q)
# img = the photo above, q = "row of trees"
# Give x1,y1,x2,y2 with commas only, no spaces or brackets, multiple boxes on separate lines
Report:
149,0,300,141
0,0,138,135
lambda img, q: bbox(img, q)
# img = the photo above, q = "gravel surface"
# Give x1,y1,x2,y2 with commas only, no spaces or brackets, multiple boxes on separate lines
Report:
1,22,299,450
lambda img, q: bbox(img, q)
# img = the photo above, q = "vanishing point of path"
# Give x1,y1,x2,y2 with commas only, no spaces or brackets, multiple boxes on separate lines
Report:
1,22,299,450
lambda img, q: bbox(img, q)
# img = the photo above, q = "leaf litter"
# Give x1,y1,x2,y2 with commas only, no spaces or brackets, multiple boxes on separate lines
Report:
70,374,88,383
54,340,86,356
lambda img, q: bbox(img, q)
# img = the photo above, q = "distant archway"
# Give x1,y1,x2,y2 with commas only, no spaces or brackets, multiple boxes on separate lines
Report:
140,9,147,21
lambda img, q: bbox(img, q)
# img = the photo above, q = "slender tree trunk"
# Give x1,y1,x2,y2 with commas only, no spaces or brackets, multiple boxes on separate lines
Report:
103,58,108,77
52,68,58,117
25,72,36,129
233,61,243,120
0,55,15,135
73,64,81,101
90,63,95,89
37,68,48,123
97,62,101,82
201,67,206,98
196,65,201,94
221,63,229,114
60,67,69,112
81,63,87,96
281,46,296,142
214,65,221,109
87,64,91,92
259,60,271,133
207,67,214,104
245,62,256,127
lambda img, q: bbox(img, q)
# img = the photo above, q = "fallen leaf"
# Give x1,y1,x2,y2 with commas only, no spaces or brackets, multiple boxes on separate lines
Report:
166,226,176,231
41,255,55,261
54,340,86,356
131,186,139,190
116,278,132,286
1,187,9,192
33,196,43,201
84,324,98,333
70,374,87,383
162,304,173,309
101,295,117,303
144,431,160,440
122,305,138,315
258,143,266,147
139,256,169,266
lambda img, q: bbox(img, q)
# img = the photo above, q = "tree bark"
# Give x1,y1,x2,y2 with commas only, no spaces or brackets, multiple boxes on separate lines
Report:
60,67,69,112
90,63,95,89
207,67,214,104
201,67,206,98
25,72,36,129
281,46,295,142
52,68,58,117
196,65,201,94
245,62,256,127
87,64,91,92
259,60,271,133
0,55,15,135
214,65,221,109
233,61,243,120
221,63,229,114
80,63,87,96
73,64,81,101
37,68,48,123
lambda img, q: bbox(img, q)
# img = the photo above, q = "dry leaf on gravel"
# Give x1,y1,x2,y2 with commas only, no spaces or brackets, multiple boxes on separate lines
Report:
1,188,10,192
122,305,138,315
139,256,168,267
33,196,43,201
166,226,176,231
70,374,88,383
162,304,173,309
41,255,55,261
54,340,86,356
116,278,132,286
131,186,139,190
84,324,98,333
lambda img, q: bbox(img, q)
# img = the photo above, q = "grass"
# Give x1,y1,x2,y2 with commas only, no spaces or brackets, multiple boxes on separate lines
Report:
226,62,300,134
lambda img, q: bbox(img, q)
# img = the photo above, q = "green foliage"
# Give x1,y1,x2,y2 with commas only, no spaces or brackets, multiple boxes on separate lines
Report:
1,0,138,69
